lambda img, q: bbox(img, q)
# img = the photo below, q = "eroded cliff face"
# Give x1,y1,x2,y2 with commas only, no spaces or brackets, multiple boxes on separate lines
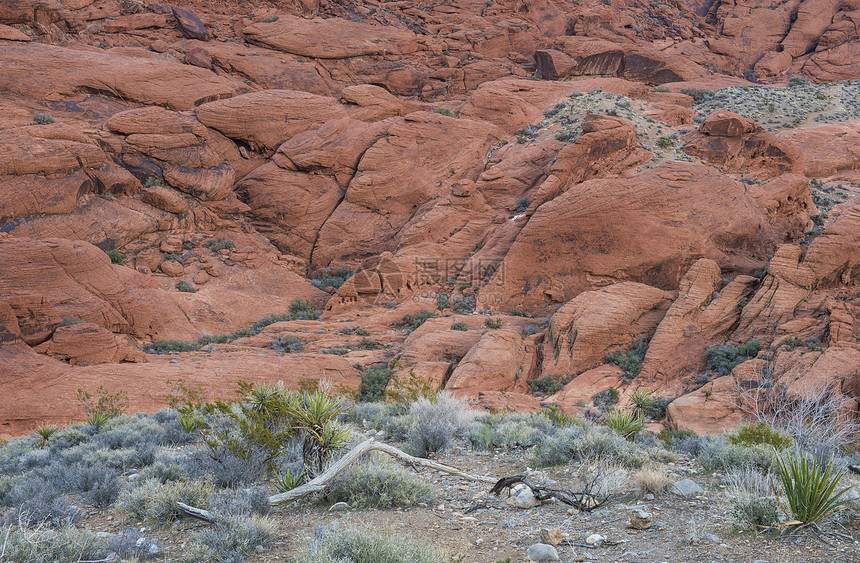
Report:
1,0,858,437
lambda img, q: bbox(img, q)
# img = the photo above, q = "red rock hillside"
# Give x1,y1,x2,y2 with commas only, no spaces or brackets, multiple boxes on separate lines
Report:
0,0,858,437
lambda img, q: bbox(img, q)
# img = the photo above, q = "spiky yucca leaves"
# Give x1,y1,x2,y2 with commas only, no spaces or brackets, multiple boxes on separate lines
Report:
772,449,856,529
34,424,58,448
274,467,306,493
630,389,657,419
605,409,646,439
285,390,351,476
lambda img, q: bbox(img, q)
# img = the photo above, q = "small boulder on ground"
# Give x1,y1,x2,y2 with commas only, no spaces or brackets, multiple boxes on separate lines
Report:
672,478,704,496
527,543,560,561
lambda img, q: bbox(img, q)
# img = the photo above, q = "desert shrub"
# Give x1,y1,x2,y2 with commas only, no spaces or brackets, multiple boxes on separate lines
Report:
632,467,671,495
516,197,531,212
788,76,809,87
555,130,577,142
316,266,353,290
452,296,476,314
431,107,456,117
291,524,445,563
8,485,81,527
696,437,775,473
322,346,351,355
77,386,128,428
48,463,121,508
145,339,202,354
270,335,305,353
108,528,161,560
606,337,648,380
528,375,571,396
357,338,381,350
359,365,394,402
436,292,450,310
136,460,189,485
740,384,860,461
406,392,474,457
705,339,759,375
0,524,108,562
121,477,213,524
451,321,468,331
106,249,124,264
203,237,235,252
328,458,434,508
399,310,435,331
726,466,779,529
656,135,674,148
209,486,270,517
484,317,502,329
467,411,558,450
680,88,713,103
287,298,320,320
774,449,856,526
192,513,276,561
32,112,56,124
176,280,197,293
605,409,646,439
592,387,620,410
730,421,793,450
57,316,85,327
531,424,648,468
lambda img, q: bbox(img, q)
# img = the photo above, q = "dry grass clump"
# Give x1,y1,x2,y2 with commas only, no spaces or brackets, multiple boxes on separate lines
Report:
632,467,672,495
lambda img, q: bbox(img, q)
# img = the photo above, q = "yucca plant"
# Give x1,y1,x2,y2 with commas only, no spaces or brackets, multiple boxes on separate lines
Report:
630,389,657,419
605,409,646,439
35,424,59,447
772,449,856,531
285,389,351,476
274,467,307,493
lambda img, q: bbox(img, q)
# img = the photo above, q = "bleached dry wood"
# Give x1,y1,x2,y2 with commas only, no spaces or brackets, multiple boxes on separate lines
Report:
267,438,497,505
175,502,216,523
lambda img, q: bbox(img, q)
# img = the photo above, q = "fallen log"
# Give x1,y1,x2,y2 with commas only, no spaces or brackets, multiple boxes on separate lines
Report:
268,438,497,505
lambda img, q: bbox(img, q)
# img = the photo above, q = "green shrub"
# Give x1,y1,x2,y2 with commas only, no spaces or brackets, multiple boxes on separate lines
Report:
605,409,646,439
606,337,648,380
467,409,581,451
452,296,475,314
431,107,456,117
730,422,793,450
531,424,647,468
321,346,350,355
192,514,275,559
287,298,320,320
33,113,56,125
705,339,760,375
658,427,696,447
0,524,107,563
484,317,502,329
58,316,85,327
77,386,128,428
697,438,775,473
733,497,780,529
656,136,674,149
774,449,856,526
359,365,394,402
291,525,445,563
316,266,352,290
203,237,235,252
399,310,435,331
384,370,436,405
593,387,620,409
516,197,531,212
270,335,305,353
175,280,197,293
407,392,473,457
528,375,571,396
680,88,713,103
121,477,213,524
555,130,577,143
436,292,450,310
328,459,434,508
106,249,124,264
274,467,306,493
357,338,381,350
451,321,468,331
145,339,201,354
